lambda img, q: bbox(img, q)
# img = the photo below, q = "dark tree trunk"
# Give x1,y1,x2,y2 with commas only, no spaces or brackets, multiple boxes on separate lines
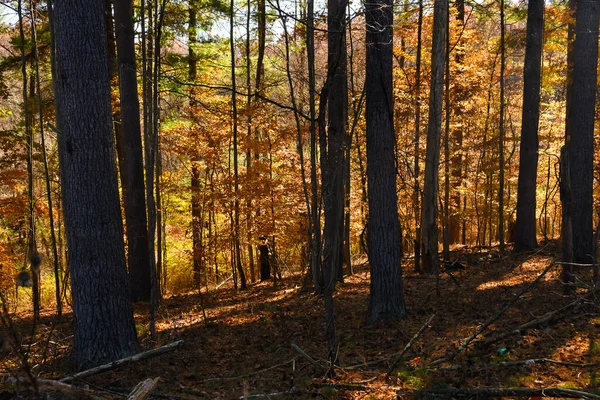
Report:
189,0,203,287
565,0,599,264
53,0,139,368
448,0,465,244
325,0,347,284
514,0,544,252
113,0,151,302
413,0,423,273
231,0,247,289
365,0,406,322
421,0,447,276
498,0,506,253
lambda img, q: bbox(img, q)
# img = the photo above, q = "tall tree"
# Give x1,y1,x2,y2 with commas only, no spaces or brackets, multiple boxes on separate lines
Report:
53,0,139,367
325,0,347,282
421,0,447,278
365,0,407,321
413,0,423,272
514,0,544,252
564,0,599,264
113,0,152,302
231,0,247,289
448,0,465,244
498,0,506,253
189,0,204,287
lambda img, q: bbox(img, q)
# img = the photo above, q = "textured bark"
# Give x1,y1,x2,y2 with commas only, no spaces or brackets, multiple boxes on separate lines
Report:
413,0,423,273
565,0,599,264
53,0,139,368
514,0,544,252
231,0,247,289
498,0,506,253
189,0,204,286
448,0,465,244
421,0,447,275
324,0,347,285
365,0,406,322
114,0,151,302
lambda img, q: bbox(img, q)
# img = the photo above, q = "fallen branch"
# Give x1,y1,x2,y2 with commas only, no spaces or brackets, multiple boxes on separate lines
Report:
482,285,600,347
386,314,436,377
431,260,557,366
60,340,184,383
239,390,294,399
414,387,600,399
310,382,374,391
5,376,121,400
127,377,160,400
291,343,323,369
496,358,600,368
216,274,234,290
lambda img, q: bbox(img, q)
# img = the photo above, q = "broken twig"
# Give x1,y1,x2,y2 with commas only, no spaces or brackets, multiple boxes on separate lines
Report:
60,340,183,383
386,314,436,377
415,387,600,399
291,343,323,369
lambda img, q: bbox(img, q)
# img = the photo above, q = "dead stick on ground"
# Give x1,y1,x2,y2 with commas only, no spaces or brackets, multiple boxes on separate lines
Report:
431,260,557,366
291,343,323,369
482,285,600,347
495,358,599,368
386,314,436,377
414,387,600,399
60,340,184,383
127,377,160,400
5,376,120,400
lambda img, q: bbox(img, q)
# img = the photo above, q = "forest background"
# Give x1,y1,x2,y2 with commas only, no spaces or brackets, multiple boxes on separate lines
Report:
0,0,599,396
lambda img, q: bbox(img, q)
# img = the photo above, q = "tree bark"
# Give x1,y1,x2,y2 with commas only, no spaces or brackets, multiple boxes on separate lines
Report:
113,0,152,302
231,0,247,289
53,0,139,368
421,0,447,276
413,0,423,273
365,0,407,322
565,0,599,264
498,0,506,253
514,0,544,252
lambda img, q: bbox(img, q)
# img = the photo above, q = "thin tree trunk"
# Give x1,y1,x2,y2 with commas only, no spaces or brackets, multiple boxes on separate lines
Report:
114,0,152,302
421,0,447,280
231,0,247,289
413,0,423,272
44,0,62,318
514,0,544,252
443,1,450,262
245,0,255,284
307,0,322,290
498,0,506,253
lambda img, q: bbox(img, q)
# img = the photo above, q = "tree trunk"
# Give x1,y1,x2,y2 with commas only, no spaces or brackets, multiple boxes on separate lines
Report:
565,0,599,264
231,0,247,289
53,0,139,368
421,0,447,276
448,0,465,244
32,1,62,317
413,0,423,272
113,0,152,302
514,0,543,252
498,0,506,253
325,0,347,284
365,0,407,322
443,1,450,262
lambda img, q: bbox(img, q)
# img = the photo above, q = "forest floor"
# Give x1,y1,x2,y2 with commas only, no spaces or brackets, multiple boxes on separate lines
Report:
2,241,600,399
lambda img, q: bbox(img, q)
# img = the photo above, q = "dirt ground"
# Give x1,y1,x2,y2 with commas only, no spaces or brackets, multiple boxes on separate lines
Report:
1,241,599,399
